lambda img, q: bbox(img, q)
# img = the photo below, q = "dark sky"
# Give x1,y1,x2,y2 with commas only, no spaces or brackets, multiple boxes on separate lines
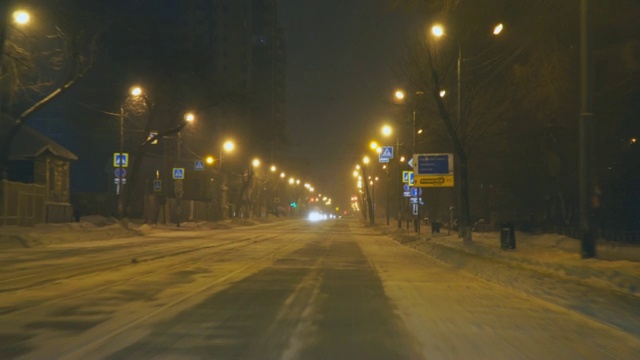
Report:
278,0,418,208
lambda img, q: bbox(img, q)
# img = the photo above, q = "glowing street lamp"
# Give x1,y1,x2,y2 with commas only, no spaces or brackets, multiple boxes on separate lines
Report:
381,125,392,137
252,158,261,167
431,24,444,37
493,23,504,35
130,86,142,97
206,156,214,165
223,140,235,152
270,165,277,172
369,141,378,150
184,112,195,123
12,10,30,25
280,172,286,178
288,177,295,185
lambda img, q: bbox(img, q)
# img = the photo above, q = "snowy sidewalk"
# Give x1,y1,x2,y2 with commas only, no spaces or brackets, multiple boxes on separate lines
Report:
385,227,640,298
379,225,640,336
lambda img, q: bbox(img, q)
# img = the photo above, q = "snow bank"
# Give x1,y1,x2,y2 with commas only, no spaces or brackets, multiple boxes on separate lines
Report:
387,228,640,299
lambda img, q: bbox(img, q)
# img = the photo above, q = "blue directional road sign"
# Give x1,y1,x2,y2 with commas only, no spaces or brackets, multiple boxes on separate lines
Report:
380,146,393,160
194,160,205,171
153,179,162,192
410,187,422,197
402,171,413,183
172,168,185,180
378,153,389,163
113,153,129,167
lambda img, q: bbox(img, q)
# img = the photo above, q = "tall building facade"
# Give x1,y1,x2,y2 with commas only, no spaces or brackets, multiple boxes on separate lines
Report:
180,0,286,160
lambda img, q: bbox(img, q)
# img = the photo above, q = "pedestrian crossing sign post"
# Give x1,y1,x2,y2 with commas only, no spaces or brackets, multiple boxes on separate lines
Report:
380,146,393,160
194,160,205,171
153,179,162,192
172,168,185,180
113,153,129,167
402,171,413,183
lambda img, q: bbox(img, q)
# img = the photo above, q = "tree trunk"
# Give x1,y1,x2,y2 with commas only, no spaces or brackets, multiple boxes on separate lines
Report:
458,154,472,244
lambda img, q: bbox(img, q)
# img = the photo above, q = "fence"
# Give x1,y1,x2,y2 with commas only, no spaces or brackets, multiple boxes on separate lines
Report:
0,180,46,226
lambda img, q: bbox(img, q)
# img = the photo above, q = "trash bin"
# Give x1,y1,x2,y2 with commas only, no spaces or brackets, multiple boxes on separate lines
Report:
500,221,516,250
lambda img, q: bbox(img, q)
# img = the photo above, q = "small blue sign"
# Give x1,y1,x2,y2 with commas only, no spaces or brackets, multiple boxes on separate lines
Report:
153,179,162,192
380,146,393,160
114,168,127,178
402,171,413,183
410,187,422,197
194,160,205,171
409,172,414,186
378,153,389,163
172,168,185,180
403,183,411,192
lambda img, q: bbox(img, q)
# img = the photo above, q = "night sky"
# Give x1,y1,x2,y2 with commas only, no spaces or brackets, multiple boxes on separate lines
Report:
278,0,419,207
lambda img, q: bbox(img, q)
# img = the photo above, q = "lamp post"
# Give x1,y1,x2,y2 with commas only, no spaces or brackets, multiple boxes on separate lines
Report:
174,112,195,227
430,22,503,239
579,0,596,258
116,86,144,218
394,89,424,233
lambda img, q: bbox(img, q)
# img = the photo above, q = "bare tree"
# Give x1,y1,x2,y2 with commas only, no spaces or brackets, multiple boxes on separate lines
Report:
0,0,102,180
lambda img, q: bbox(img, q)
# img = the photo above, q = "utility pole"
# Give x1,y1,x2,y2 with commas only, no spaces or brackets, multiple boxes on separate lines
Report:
579,0,596,258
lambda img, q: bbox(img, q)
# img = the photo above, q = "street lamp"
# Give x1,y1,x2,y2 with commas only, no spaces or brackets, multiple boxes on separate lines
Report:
219,140,235,170
12,10,30,25
116,85,145,218
252,158,261,168
430,22,504,239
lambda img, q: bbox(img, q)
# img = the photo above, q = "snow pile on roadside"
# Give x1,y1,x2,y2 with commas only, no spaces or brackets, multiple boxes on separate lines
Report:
395,229,640,298
0,217,140,248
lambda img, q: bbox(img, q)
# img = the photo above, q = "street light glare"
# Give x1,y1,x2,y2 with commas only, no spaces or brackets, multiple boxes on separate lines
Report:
376,147,382,154
289,177,295,184
382,125,392,137
280,172,286,178
394,90,405,101
252,158,260,167
223,140,235,152
130,86,143,96
206,156,214,164
184,112,195,122
493,23,504,35
270,165,277,172
369,141,378,150
363,156,370,164
431,24,444,37
440,89,446,97
13,10,30,25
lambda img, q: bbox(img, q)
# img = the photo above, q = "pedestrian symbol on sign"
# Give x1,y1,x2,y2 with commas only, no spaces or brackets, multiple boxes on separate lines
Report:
194,160,205,171
380,146,393,160
153,179,162,192
113,153,129,167
172,168,185,179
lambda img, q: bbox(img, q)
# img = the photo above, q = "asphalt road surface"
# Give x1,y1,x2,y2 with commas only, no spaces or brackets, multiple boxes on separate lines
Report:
1,219,639,359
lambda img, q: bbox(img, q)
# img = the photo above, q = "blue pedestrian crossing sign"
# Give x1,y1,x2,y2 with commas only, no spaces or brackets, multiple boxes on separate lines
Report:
194,160,205,171
172,168,185,179
153,179,162,192
402,171,413,183
113,153,129,167
380,146,393,160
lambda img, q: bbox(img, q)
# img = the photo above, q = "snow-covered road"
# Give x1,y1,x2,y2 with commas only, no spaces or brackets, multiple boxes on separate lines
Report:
1,219,638,359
